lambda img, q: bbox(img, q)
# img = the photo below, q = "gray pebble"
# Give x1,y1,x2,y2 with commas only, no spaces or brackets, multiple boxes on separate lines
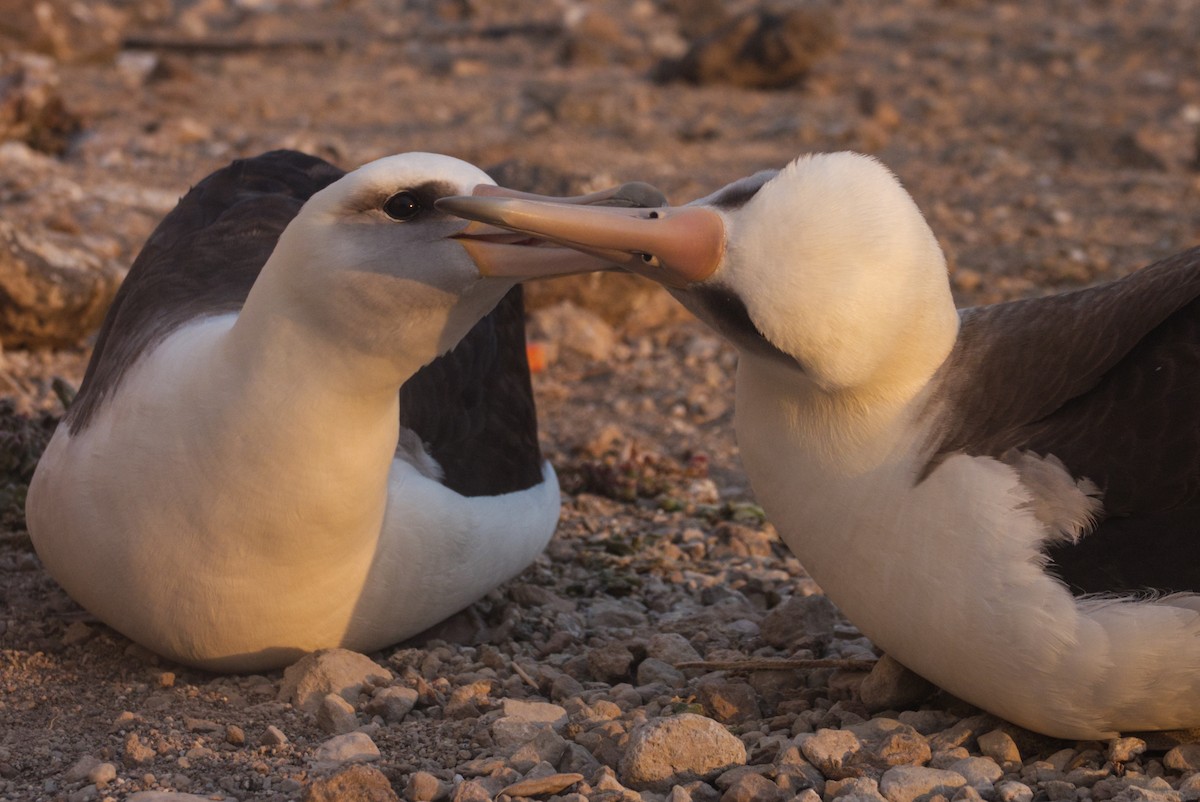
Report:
948,757,1003,789
367,685,418,723
637,658,686,689
878,766,967,802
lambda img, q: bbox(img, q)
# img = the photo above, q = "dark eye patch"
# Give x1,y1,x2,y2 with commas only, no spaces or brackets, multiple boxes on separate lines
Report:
383,190,422,221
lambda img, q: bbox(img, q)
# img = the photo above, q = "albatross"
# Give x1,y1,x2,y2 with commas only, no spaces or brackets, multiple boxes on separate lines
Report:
437,151,1200,739
26,149,662,672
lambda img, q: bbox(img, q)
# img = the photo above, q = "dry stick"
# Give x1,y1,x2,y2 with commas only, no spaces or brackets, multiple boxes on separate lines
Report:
674,658,877,672
122,22,563,54
511,660,541,690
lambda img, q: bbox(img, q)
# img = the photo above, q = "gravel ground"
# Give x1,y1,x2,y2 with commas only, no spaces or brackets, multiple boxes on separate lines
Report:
3,1,1200,800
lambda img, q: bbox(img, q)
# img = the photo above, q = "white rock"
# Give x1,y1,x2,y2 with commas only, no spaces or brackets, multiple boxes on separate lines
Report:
313,732,381,768
995,780,1034,802
279,649,392,714
491,699,569,748
619,713,747,792
879,766,967,802
948,757,1003,790
798,728,864,777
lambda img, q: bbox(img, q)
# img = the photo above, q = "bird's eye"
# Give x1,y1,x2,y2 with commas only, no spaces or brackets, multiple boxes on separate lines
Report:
382,191,422,221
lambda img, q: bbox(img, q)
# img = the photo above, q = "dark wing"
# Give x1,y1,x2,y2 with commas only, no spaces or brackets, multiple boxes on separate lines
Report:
927,247,1200,594
66,150,345,433
400,285,544,497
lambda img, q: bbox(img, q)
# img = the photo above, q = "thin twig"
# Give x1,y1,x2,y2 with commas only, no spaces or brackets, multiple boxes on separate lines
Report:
674,658,877,672
121,22,563,55
511,660,541,690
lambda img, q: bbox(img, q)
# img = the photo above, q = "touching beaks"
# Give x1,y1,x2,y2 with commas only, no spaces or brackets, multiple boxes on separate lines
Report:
437,185,725,288
444,182,676,281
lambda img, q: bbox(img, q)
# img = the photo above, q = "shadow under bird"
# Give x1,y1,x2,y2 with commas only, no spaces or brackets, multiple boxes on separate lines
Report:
437,151,1200,739
26,149,664,672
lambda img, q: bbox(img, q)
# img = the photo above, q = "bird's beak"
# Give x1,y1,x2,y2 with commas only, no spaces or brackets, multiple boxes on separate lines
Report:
441,182,674,281
437,185,725,288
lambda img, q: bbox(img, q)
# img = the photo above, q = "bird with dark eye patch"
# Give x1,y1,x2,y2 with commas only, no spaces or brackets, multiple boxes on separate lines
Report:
437,150,1200,740
25,149,666,673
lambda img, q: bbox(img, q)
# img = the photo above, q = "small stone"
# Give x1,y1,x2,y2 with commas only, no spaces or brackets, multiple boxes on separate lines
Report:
927,715,995,753
619,713,748,792
280,649,392,714
126,794,217,802
826,777,887,802
318,692,360,734
1108,737,1147,764
995,781,1033,802
720,771,783,802
491,699,569,748
878,766,966,802
947,757,1002,790
450,779,491,802
65,755,101,783
952,786,985,802
930,748,970,770
225,724,246,746
0,217,121,347
500,772,585,797
697,679,761,725
658,6,837,89
798,728,866,780
849,719,931,769
1164,743,1200,773
637,658,686,689
1179,774,1200,802
261,725,289,746
183,717,222,733
406,770,443,802
122,733,156,767
509,727,567,773
88,761,118,786
303,764,400,802
529,301,617,362
61,620,94,646
858,655,936,712
314,732,381,768
1042,780,1077,801
645,633,703,666
759,594,838,650
587,643,635,682
158,672,175,688
976,730,1021,770
368,685,419,723
588,598,649,628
